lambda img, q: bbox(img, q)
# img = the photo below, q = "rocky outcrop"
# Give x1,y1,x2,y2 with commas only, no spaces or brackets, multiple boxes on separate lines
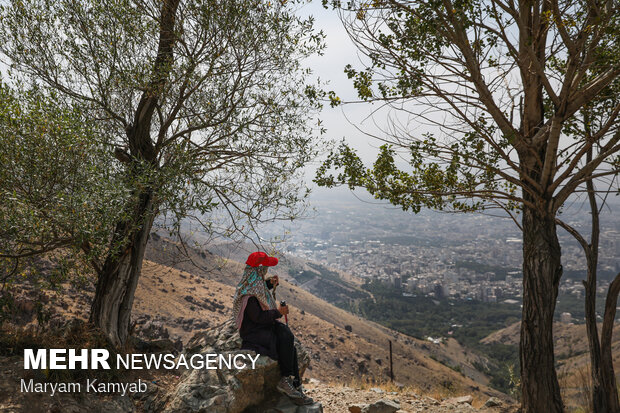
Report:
348,399,400,413
483,397,502,408
160,318,318,413
442,395,473,406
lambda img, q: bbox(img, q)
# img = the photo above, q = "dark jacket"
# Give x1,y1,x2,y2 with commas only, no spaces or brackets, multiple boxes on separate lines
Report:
239,281,282,360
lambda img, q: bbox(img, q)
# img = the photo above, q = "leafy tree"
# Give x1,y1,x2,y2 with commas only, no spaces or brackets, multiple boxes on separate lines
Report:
315,0,620,411
0,81,127,325
0,0,324,345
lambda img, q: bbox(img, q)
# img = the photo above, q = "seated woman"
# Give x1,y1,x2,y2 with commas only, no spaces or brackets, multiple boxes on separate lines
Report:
232,251,313,406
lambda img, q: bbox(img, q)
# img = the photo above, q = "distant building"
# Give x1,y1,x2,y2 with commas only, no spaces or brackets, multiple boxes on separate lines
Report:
405,279,417,292
327,250,336,263
561,312,572,323
433,283,444,299
392,275,402,289
481,286,491,302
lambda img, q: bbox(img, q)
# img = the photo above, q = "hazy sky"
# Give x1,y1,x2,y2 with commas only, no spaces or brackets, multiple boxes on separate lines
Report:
297,2,404,202
299,2,379,160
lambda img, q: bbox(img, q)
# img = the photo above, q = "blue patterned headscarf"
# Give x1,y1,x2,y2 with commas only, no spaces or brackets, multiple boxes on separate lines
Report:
232,265,277,329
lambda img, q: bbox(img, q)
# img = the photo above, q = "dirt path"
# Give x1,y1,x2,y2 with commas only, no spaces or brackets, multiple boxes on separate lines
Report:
303,381,518,413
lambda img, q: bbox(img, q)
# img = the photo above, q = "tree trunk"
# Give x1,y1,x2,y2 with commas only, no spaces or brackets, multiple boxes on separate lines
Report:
520,206,564,413
584,255,606,412
556,216,610,412
517,4,562,406
600,272,620,412
89,189,156,346
582,142,610,413
89,0,179,347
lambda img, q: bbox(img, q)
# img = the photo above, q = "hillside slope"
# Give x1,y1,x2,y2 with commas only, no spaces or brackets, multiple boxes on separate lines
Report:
136,259,501,398
28,254,503,401
142,237,507,400
1,241,520,412
482,320,620,410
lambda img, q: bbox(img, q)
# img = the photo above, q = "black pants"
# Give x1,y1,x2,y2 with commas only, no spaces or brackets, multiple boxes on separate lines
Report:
274,322,300,386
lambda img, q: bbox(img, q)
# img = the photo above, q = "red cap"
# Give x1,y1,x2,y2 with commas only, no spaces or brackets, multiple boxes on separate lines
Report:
246,251,279,267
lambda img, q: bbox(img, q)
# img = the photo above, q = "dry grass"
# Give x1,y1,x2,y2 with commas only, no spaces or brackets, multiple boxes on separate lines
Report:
574,365,593,413
0,319,111,356
0,320,126,384
338,374,416,392
329,373,493,407
559,360,593,413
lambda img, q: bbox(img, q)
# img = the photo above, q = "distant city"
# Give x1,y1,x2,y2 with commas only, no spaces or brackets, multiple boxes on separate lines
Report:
265,190,620,306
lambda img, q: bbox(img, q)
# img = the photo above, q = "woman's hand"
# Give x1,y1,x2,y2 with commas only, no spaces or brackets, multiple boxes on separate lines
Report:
277,303,289,316
270,275,279,287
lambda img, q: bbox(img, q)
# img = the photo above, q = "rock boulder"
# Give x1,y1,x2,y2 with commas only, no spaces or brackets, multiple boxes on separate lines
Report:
348,399,400,413
161,318,315,413
442,395,473,406
483,397,502,408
